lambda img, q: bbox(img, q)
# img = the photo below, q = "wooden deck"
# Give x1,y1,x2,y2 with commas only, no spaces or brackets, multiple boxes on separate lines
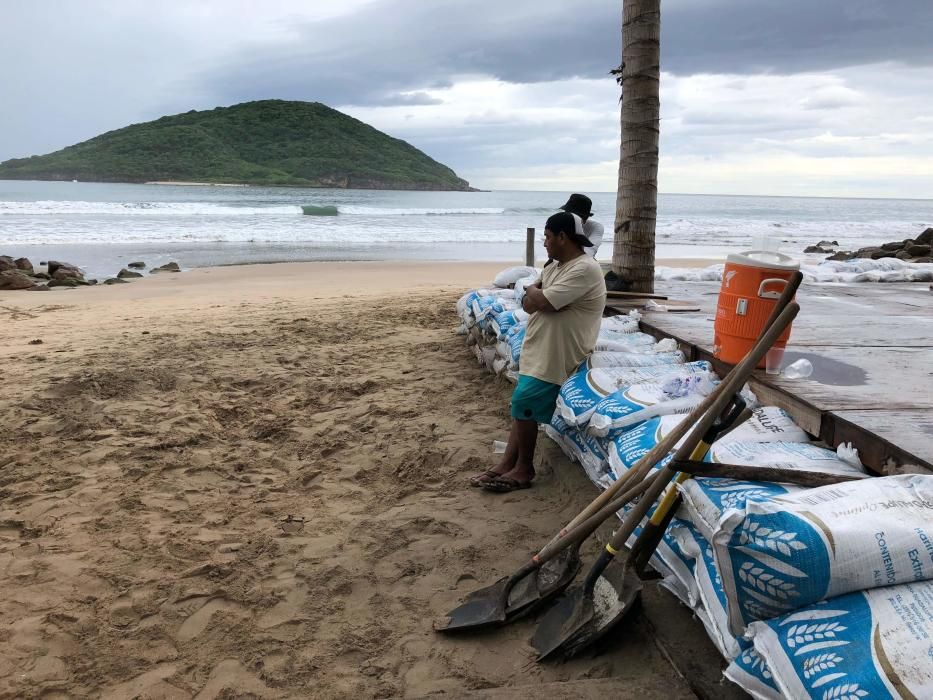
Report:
609,281,933,475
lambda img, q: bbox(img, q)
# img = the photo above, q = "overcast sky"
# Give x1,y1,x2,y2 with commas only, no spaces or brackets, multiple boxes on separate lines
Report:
2,0,932,197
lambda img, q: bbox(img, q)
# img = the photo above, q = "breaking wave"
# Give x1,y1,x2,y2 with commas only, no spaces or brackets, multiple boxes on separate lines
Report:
0,200,301,216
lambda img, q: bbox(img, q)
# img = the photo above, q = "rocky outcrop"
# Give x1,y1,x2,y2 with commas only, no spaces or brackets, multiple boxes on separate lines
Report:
48,261,85,281
0,256,99,292
127,261,146,269
810,227,933,263
48,278,81,288
804,240,839,254
150,262,181,273
0,270,37,290
117,269,143,279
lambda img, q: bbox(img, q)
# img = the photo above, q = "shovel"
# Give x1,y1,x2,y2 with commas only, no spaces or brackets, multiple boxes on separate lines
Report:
436,272,802,633
434,387,748,634
435,389,733,633
530,300,800,660
434,468,660,632
530,393,747,659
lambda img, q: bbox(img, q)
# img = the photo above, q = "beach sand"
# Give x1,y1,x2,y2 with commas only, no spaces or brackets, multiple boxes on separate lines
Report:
0,261,699,699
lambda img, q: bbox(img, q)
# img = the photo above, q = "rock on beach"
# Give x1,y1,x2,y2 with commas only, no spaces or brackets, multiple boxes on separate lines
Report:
811,226,933,263
0,270,38,290
150,262,181,273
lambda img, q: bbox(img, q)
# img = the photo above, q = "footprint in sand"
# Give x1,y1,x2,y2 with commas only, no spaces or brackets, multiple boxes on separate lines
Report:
174,595,245,642
193,659,281,698
257,585,307,630
109,598,139,628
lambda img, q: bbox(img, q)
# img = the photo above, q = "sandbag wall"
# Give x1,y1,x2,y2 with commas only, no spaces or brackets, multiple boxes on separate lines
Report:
458,270,933,699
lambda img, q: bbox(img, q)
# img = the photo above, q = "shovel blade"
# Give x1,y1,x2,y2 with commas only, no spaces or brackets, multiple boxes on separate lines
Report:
434,576,510,632
532,564,642,661
435,547,583,633
531,587,594,661
507,546,582,622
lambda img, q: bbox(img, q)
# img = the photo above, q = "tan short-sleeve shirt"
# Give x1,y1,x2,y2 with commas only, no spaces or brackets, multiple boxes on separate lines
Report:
520,255,606,385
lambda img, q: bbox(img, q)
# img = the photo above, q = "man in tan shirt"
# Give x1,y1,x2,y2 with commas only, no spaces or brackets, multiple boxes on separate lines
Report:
471,211,606,492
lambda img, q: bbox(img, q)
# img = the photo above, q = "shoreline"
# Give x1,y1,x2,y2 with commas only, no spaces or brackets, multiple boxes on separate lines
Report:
0,258,726,304
144,180,250,187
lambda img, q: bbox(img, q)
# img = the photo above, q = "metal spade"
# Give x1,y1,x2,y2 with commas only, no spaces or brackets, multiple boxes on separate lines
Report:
531,301,800,661
434,472,658,632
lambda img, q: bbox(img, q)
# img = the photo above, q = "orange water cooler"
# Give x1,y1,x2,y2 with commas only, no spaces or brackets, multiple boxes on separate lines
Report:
713,251,800,368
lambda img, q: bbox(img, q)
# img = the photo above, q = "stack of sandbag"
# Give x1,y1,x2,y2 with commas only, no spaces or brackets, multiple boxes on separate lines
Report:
548,362,717,485
492,265,538,289
456,267,540,377
457,270,666,383
709,474,933,699
549,391,933,700
456,287,518,334
456,287,522,373
653,417,866,691
645,419,933,698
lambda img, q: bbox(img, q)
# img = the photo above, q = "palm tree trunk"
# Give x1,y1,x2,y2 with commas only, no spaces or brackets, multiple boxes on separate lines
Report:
612,0,661,293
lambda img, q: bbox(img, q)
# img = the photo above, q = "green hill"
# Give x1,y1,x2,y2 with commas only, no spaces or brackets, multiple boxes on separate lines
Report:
0,100,474,191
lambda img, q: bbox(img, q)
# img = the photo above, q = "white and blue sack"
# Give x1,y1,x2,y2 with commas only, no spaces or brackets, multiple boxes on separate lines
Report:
712,474,933,635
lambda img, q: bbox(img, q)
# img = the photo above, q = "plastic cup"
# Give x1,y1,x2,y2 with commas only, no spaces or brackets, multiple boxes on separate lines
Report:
765,346,784,376
783,358,814,379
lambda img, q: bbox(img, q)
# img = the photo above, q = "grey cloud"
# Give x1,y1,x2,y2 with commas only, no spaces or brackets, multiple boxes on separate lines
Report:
191,0,617,110
191,0,933,113
662,0,933,75
381,110,619,170
378,92,445,106
800,94,861,111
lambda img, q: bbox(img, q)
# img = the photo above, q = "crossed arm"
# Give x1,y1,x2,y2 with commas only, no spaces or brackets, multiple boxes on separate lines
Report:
522,282,557,314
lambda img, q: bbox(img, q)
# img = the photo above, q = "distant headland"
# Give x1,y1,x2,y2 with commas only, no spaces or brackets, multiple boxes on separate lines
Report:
0,100,477,191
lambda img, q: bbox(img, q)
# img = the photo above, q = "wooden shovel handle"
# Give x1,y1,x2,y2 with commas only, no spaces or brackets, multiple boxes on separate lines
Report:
603,301,801,557
671,460,863,487
606,290,669,300
536,272,803,560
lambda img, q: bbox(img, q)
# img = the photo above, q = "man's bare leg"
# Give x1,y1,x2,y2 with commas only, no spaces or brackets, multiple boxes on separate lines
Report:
486,418,537,487
468,419,521,485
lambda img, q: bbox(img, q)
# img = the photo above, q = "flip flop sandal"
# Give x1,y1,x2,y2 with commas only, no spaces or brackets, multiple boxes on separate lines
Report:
469,470,503,487
482,477,533,493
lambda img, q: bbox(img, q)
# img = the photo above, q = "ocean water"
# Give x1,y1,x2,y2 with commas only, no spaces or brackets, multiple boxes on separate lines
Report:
1,180,930,280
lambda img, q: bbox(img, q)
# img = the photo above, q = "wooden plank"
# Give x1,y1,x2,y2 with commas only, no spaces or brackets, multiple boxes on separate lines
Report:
744,376,823,437
697,347,825,437
639,316,713,350
642,302,933,348
637,281,933,473
640,323,933,413
825,410,933,474
606,290,668,300
640,333,933,441
784,317,933,347
749,346,933,411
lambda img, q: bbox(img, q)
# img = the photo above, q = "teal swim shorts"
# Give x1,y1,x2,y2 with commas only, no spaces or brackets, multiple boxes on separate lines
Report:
510,374,561,423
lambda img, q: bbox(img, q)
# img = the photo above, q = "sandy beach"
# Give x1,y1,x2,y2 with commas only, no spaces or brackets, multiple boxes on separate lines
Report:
0,261,703,699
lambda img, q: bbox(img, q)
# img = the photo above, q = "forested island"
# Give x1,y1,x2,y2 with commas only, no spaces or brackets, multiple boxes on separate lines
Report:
0,100,475,191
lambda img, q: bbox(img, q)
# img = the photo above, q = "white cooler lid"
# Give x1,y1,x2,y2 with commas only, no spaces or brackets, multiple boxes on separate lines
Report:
726,250,800,271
